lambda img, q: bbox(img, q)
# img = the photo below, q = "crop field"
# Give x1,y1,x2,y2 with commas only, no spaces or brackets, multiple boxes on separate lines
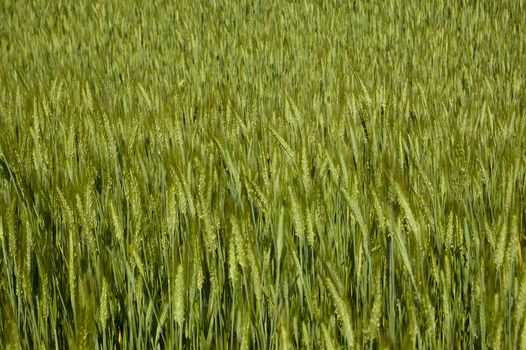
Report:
0,0,525,349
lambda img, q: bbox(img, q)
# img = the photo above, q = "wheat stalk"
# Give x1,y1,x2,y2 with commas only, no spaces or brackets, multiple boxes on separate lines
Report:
109,201,124,243
174,265,185,325
322,322,337,349
325,276,355,348
270,127,295,161
520,319,526,350
99,278,109,326
494,221,508,270
289,187,304,239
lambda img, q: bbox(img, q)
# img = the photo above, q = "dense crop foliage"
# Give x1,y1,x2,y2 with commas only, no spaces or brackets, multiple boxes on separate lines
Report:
1,0,525,348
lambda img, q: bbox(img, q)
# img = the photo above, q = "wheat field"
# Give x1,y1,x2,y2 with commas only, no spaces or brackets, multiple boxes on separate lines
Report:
0,0,525,349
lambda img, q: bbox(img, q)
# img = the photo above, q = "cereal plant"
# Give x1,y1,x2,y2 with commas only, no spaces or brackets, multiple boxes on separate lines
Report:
0,0,525,348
